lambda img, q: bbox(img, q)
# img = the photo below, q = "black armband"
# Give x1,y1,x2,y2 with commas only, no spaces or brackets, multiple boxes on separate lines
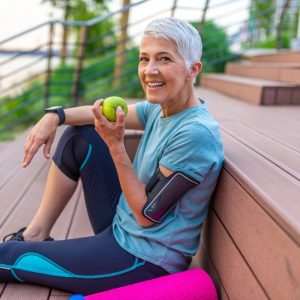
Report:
142,168,199,223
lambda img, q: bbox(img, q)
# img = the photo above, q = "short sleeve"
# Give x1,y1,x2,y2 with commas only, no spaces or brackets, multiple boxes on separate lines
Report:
159,125,220,182
136,101,153,128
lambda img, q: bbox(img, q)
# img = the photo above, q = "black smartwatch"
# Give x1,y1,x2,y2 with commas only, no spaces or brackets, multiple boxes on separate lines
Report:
44,106,65,126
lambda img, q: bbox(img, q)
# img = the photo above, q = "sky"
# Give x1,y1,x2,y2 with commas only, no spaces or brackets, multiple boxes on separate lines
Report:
0,0,250,92
0,0,250,48
0,0,62,41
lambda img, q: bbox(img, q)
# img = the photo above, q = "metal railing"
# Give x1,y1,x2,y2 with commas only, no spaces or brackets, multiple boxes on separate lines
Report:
0,0,299,136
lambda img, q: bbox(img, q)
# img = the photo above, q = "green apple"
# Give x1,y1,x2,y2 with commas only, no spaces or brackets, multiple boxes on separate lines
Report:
101,96,128,122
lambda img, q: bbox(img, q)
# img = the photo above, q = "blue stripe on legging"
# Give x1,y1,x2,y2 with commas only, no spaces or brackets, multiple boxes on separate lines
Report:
79,144,92,171
0,252,145,281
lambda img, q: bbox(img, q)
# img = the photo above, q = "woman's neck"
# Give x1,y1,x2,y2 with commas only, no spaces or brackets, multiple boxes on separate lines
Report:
161,93,199,118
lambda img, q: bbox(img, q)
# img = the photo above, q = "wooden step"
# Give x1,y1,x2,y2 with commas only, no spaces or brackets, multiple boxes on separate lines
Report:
193,87,300,299
245,50,300,63
0,141,12,153
201,73,300,105
0,126,144,299
226,61,300,85
198,131,300,300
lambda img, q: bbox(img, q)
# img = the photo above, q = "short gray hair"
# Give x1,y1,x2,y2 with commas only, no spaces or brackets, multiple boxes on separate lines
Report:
143,17,202,68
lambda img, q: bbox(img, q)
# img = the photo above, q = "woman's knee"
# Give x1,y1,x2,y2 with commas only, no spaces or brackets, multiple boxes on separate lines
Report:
52,126,95,181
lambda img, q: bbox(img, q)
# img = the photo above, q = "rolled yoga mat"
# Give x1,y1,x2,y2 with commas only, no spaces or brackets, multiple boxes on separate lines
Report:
71,268,218,300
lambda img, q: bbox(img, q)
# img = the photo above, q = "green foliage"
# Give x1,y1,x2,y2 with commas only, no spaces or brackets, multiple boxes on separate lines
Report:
250,0,275,37
0,83,44,139
0,131,15,141
81,47,143,103
193,21,233,73
251,32,291,49
69,0,116,56
48,64,75,107
42,0,116,60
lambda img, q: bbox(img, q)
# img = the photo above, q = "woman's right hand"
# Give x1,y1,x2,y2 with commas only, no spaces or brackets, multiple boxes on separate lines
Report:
22,113,60,168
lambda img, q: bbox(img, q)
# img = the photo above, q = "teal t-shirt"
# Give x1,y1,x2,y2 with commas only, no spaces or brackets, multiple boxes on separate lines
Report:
112,100,224,273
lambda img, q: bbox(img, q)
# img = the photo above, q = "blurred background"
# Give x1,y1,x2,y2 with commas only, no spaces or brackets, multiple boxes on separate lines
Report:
0,0,299,139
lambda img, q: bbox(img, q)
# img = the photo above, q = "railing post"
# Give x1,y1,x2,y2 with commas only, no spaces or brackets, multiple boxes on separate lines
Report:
171,0,178,17
113,0,130,88
45,21,54,108
199,0,210,31
72,25,88,107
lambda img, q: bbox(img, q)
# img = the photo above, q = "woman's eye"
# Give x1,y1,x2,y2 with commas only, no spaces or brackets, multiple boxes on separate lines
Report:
160,57,171,62
139,57,148,62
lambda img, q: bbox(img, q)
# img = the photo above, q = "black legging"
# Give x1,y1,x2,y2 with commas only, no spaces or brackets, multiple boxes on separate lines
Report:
0,125,168,295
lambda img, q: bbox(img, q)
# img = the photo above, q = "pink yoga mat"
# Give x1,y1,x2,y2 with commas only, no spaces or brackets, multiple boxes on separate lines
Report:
85,268,218,300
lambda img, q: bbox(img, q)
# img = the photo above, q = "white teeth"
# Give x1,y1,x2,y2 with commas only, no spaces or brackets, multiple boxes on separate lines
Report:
148,82,163,87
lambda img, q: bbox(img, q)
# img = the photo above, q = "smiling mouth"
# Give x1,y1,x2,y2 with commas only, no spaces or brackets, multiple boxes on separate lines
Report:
147,82,164,88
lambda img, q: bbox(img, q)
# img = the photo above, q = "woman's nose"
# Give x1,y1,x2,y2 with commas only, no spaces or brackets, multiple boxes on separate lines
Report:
144,60,159,74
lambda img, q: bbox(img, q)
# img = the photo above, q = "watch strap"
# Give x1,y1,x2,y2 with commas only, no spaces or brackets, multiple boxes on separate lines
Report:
45,106,65,126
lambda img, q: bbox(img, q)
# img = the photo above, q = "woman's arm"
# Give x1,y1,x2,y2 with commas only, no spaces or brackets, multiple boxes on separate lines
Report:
23,101,143,168
92,100,157,227
23,105,94,167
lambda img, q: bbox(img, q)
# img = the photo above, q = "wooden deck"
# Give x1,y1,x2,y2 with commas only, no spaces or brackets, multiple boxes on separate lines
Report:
193,87,300,300
0,87,299,299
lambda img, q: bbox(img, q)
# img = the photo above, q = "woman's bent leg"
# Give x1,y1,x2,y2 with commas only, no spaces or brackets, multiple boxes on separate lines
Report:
24,125,121,240
52,125,122,234
0,226,168,294
23,162,78,241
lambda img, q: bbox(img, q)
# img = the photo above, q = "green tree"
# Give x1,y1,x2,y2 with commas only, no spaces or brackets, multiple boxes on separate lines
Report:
42,0,112,62
68,0,116,56
250,0,275,38
194,21,232,73
275,0,291,49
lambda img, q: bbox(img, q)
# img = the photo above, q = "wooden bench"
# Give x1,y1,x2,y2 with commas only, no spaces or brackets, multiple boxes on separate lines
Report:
0,127,142,300
225,61,300,85
190,87,300,300
201,50,300,106
1,88,299,299
201,73,300,105
245,50,300,63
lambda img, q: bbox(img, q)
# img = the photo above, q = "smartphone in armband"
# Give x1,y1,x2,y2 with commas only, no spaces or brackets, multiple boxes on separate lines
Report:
142,168,199,223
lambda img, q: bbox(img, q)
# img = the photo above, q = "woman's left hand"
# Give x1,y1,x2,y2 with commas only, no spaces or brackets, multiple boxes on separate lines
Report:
92,99,125,152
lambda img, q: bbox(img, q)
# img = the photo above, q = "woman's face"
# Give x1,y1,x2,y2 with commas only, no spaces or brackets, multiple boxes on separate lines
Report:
138,36,193,108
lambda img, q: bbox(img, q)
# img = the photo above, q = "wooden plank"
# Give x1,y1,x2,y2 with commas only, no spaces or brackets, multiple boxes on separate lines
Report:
203,73,296,87
0,282,6,296
191,240,230,300
222,131,300,244
66,185,93,239
246,51,300,63
197,242,230,300
49,289,71,299
195,87,300,152
226,61,300,84
201,74,264,105
202,209,268,300
0,283,49,300
50,182,84,240
0,162,50,239
213,170,300,299
201,74,299,105
281,68,300,84
0,131,27,168
220,120,300,180
0,141,12,153
0,138,29,190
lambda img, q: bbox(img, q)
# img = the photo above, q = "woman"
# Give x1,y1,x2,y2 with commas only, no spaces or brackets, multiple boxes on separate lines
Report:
0,17,223,294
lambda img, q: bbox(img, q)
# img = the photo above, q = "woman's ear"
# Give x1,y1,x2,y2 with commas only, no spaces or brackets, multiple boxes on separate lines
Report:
187,61,202,81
